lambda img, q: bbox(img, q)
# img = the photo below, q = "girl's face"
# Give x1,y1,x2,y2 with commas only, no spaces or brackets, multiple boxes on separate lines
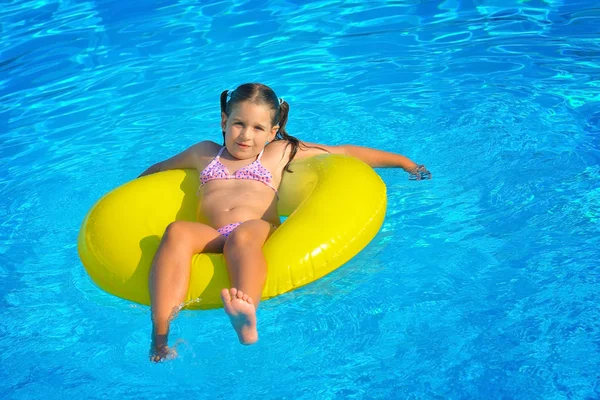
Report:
221,101,278,159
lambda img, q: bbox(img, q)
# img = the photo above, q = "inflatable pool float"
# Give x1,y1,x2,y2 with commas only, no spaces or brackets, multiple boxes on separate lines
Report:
77,154,387,309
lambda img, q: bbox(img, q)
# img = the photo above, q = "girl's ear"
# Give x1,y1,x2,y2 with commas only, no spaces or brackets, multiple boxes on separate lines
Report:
221,112,228,132
269,125,279,142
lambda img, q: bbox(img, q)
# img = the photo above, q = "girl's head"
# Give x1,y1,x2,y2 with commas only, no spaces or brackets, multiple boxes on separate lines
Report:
220,83,298,167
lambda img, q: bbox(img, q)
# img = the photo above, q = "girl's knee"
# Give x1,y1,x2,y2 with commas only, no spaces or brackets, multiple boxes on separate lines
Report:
224,220,265,251
162,221,191,247
224,228,253,250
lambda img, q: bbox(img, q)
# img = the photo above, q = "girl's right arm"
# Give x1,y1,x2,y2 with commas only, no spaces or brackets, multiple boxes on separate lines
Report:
138,141,212,177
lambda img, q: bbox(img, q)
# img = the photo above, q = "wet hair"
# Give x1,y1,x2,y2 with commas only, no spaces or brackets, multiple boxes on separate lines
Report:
220,83,303,172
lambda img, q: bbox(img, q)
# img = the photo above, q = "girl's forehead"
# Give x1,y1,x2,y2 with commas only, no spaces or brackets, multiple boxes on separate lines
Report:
229,101,274,121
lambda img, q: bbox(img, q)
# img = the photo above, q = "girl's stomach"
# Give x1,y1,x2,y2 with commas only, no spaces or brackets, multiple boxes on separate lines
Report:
197,180,280,228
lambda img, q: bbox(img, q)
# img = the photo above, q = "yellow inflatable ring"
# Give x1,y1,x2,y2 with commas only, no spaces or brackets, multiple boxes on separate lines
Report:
78,154,387,309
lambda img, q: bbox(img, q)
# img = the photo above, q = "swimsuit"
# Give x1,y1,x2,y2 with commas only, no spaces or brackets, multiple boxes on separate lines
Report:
216,222,243,238
216,221,277,238
199,146,278,237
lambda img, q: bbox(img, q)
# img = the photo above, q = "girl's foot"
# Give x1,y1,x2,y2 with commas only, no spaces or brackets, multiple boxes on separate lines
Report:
149,332,177,362
220,288,258,345
149,343,177,362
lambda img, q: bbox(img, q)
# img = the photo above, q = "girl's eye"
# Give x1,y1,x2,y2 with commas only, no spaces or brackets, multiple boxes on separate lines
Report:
255,126,264,131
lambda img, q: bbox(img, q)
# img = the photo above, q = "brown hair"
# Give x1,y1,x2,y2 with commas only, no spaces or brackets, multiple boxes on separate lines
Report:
220,83,303,172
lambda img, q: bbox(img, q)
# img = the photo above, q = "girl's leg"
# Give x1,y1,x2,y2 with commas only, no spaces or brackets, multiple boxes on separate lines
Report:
220,219,275,344
149,220,225,361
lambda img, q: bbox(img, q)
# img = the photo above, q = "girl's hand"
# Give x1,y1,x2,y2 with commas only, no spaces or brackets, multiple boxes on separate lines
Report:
408,164,432,180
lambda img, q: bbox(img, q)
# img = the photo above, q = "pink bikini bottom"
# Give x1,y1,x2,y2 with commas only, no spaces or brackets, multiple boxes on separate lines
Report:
216,222,278,238
217,222,242,238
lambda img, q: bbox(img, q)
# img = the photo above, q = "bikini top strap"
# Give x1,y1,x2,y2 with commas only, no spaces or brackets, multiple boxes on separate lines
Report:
216,146,226,159
257,148,265,160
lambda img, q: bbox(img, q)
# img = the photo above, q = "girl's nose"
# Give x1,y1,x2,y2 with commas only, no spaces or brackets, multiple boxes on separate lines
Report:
239,127,250,138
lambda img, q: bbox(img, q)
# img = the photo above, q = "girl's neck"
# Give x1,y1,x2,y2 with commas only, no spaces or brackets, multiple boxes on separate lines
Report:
221,147,260,162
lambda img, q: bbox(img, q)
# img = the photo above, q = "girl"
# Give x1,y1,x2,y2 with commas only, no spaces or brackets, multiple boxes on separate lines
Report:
139,83,431,362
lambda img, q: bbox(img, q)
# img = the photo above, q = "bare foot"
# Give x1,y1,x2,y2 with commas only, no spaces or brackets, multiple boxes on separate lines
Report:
149,344,177,363
149,333,177,362
220,288,258,345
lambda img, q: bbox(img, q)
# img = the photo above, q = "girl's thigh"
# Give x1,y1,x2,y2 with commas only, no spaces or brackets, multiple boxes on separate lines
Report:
163,220,226,253
224,219,276,249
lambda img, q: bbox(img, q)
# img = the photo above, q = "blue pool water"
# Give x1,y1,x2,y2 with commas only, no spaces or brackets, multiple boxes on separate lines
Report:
2,0,599,398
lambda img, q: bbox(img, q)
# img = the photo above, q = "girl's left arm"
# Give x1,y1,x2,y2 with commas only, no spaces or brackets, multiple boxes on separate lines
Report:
297,143,432,180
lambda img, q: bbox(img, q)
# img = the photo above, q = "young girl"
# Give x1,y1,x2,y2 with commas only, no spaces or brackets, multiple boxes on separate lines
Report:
139,83,431,362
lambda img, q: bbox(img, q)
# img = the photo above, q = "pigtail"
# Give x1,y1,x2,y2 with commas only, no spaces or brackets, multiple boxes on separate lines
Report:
220,90,230,143
274,99,325,173
220,90,230,114
272,99,299,172
277,100,289,136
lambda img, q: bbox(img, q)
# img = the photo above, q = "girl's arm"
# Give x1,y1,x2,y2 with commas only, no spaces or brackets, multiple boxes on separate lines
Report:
295,143,432,180
138,141,211,177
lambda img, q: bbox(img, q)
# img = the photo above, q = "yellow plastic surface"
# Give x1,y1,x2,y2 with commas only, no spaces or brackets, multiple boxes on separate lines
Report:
77,155,387,309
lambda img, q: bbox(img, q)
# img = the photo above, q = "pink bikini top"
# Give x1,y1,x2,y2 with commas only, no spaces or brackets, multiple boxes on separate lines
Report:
199,147,278,193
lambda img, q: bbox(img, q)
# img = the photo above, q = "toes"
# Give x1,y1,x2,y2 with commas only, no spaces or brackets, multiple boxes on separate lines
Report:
150,353,162,363
223,288,254,305
220,288,232,303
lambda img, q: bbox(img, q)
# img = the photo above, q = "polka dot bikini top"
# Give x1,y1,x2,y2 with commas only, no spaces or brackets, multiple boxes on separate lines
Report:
199,146,278,194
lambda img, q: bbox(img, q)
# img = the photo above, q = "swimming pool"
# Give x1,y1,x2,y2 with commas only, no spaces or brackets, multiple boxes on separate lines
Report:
1,0,599,398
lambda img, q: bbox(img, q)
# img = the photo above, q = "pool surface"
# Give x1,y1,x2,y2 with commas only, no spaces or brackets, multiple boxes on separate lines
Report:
1,0,599,398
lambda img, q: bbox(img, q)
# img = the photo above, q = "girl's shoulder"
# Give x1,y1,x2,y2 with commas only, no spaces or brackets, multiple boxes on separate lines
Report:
264,139,294,159
263,140,294,170
193,140,222,157
265,139,288,150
